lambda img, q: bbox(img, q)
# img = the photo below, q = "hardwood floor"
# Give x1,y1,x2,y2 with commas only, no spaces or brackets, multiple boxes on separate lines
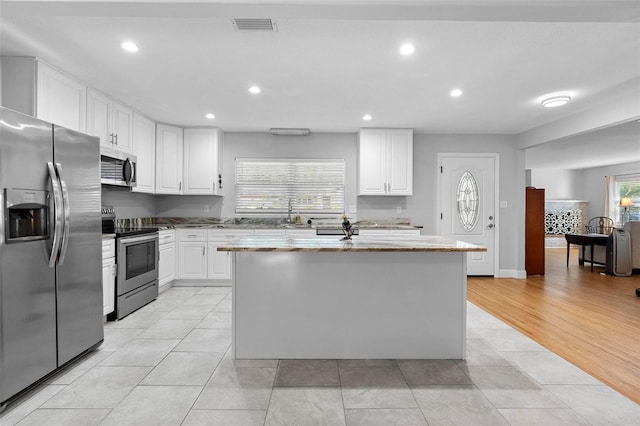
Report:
468,247,640,405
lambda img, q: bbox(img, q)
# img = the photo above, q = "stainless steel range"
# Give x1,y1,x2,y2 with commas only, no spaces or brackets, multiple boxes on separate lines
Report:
102,207,159,320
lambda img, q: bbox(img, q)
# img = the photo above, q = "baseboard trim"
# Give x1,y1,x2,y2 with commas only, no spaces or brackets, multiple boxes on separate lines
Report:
496,269,527,279
173,280,231,287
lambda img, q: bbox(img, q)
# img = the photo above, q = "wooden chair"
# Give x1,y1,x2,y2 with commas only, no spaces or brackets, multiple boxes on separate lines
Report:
585,216,614,234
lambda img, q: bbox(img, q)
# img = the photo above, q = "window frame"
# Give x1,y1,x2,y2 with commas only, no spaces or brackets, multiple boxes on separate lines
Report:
234,157,346,216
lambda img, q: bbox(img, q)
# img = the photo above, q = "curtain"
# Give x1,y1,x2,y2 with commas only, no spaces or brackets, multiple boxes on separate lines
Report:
604,175,616,220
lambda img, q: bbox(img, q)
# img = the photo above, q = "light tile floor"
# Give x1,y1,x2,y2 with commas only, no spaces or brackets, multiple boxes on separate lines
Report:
2,286,639,426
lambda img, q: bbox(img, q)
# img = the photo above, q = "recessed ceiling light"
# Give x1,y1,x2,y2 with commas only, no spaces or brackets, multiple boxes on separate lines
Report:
450,88,463,97
541,94,571,108
363,114,372,121
121,41,139,53
399,43,415,56
248,86,261,94
205,113,215,119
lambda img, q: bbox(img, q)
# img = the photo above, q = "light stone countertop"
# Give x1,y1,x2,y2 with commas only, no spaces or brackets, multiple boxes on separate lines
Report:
217,235,485,252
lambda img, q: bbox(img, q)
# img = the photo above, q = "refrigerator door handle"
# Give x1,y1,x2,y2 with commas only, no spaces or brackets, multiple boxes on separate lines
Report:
47,162,64,267
55,162,71,265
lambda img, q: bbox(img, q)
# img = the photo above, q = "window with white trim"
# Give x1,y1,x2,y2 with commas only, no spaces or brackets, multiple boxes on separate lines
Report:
614,173,640,224
235,158,345,215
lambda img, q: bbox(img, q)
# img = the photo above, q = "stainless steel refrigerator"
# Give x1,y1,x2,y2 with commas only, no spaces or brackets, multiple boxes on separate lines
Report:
0,107,103,408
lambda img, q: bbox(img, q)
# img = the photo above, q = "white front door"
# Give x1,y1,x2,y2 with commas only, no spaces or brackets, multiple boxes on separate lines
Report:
438,154,498,276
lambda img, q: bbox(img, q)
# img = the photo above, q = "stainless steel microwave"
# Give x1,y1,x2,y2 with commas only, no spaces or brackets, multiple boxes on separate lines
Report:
100,146,137,188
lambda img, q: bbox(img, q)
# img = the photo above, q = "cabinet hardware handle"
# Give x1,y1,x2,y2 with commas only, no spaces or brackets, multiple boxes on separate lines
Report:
202,247,205,255
179,182,182,191
114,134,118,145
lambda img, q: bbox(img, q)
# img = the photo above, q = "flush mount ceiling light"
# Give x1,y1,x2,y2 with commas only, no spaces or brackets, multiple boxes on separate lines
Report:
399,43,415,56
450,88,463,97
362,114,372,121
121,41,139,53
270,128,310,136
205,113,215,119
248,86,261,94
541,94,571,108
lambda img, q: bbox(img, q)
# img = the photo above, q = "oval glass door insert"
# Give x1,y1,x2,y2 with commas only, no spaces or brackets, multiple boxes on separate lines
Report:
456,171,479,231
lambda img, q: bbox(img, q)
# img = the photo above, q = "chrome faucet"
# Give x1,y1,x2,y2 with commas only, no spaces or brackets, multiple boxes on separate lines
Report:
287,198,293,223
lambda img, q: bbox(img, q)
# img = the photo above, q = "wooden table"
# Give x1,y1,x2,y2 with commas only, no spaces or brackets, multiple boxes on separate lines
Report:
565,233,609,272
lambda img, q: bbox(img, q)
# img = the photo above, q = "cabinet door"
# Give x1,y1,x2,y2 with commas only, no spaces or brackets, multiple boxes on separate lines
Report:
178,242,207,279
358,129,387,195
112,102,133,152
159,242,176,286
102,257,115,315
156,124,183,194
132,113,156,193
86,89,112,145
208,242,231,280
183,128,222,195
387,129,413,195
36,62,86,132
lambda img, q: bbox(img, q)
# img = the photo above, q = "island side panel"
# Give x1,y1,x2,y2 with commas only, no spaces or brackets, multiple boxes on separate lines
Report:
232,250,466,359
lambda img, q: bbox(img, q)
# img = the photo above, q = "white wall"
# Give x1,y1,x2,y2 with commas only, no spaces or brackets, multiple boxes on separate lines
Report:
581,161,640,219
409,134,522,274
530,169,584,200
102,188,156,219
103,130,524,275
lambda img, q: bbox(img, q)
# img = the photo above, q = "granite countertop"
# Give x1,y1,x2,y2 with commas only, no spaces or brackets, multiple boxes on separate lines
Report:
120,217,422,231
216,235,485,252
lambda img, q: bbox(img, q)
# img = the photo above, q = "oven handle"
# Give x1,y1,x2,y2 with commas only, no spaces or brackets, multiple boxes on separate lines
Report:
119,234,158,244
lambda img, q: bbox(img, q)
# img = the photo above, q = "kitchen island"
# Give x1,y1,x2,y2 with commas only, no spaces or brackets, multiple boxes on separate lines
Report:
218,235,485,360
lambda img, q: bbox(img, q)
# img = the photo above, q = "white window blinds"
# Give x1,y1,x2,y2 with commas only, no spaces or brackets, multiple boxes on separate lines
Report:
235,158,345,214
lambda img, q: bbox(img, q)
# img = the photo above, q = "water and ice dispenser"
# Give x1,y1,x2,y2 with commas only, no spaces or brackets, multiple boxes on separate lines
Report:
4,189,49,242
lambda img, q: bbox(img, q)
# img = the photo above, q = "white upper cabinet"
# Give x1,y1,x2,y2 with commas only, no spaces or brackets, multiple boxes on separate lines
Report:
156,124,184,194
358,128,413,196
86,88,133,152
183,128,223,195
132,113,156,193
111,102,133,152
36,61,86,132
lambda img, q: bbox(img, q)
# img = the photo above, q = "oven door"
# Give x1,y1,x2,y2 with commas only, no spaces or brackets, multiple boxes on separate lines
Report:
116,233,159,295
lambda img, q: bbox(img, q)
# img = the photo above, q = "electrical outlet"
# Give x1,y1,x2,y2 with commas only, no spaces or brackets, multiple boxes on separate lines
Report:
204,205,210,213
500,201,508,208
396,206,402,214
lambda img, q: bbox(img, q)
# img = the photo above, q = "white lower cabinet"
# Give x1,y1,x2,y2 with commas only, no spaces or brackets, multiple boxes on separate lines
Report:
158,230,176,289
178,241,208,279
208,242,231,280
207,229,254,282
102,238,116,316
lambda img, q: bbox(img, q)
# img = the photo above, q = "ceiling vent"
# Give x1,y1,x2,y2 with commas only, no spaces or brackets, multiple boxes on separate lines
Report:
270,128,310,136
233,18,278,32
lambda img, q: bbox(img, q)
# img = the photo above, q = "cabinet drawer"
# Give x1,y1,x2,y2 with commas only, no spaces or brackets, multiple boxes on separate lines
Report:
159,229,176,245
207,229,254,241
178,229,207,241
102,238,115,259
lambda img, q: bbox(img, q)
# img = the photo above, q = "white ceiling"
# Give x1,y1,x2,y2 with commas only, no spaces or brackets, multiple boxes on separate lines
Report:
1,0,639,168
525,120,640,170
